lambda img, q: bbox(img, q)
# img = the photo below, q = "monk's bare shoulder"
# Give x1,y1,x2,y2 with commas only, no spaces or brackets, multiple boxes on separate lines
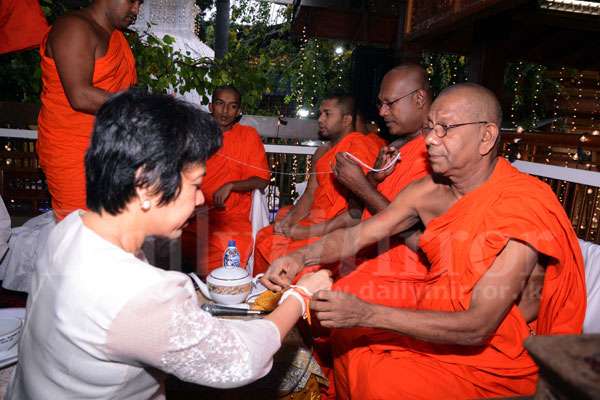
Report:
47,12,103,58
313,144,330,161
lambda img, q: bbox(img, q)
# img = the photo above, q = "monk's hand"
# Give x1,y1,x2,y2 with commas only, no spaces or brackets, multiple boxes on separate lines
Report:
284,224,312,240
274,217,293,235
213,183,233,208
367,146,398,184
333,153,368,191
311,290,372,328
260,254,305,292
296,269,333,294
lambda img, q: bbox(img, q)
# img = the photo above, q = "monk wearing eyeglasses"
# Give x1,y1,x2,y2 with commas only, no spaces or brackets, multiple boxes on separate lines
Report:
262,83,586,399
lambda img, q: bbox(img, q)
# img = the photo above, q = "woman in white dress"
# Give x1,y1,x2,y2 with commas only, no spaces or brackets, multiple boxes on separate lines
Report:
7,90,331,399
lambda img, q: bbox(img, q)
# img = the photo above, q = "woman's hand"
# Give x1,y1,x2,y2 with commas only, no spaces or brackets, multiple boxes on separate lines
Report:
296,269,333,294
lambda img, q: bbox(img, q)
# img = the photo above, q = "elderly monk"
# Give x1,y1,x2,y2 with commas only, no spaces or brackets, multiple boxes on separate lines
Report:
253,94,382,275
182,85,270,276
262,83,587,399
0,0,48,54
37,0,138,220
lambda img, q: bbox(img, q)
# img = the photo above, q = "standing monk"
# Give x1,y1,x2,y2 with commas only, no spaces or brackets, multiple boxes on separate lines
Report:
182,85,270,276
37,0,139,220
262,83,586,399
253,95,382,275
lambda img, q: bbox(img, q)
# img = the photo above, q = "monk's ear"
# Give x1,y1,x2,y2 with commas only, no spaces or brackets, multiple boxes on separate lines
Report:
479,123,499,156
414,89,426,109
208,103,214,113
342,114,354,130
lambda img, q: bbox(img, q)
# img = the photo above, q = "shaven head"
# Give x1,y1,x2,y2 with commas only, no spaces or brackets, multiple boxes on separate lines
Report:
378,63,431,136
387,63,432,103
324,94,356,117
437,83,502,128
425,83,502,178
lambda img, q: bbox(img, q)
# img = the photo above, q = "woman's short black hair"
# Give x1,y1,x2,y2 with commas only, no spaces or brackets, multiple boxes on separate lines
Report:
85,89,222,215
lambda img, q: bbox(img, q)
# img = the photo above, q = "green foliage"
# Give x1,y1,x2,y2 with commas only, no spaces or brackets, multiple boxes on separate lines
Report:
422,52,469,97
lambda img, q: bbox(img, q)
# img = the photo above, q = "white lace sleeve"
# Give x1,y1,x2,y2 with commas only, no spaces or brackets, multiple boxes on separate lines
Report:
105,273,281,388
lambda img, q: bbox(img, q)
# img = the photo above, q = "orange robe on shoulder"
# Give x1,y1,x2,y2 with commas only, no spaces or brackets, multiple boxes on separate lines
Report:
182,124,270,276
253,132,381,275
0,0,48,54
37,29,137,220
336,158,587,400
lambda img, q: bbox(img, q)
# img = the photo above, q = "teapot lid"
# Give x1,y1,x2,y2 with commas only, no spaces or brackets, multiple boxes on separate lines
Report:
210,266,249,281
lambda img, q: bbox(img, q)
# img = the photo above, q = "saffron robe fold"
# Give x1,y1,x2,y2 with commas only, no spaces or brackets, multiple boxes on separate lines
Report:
0,0,48,54
335,158,586,400
182,124,270,275
37,29,137,220
253,132,381,275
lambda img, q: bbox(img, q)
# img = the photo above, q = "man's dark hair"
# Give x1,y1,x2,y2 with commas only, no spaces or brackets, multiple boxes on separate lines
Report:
85,89,222,215
212,85,242,104
324,93,361,131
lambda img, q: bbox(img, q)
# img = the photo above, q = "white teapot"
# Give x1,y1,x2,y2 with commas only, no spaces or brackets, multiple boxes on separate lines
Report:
189,267,261,305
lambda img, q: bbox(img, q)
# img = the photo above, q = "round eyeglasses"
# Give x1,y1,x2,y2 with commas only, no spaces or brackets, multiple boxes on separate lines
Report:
421,121,488,138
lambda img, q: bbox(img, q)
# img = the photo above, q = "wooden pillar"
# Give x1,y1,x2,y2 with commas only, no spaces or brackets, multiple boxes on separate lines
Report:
468,17,508,103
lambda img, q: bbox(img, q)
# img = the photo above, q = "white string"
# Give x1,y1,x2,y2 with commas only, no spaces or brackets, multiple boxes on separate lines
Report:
215,151,401,177
341,151,401,172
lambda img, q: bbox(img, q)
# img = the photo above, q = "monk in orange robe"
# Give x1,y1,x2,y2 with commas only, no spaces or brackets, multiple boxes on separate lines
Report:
307,65,432,399
181,86,270,276
0,0,48,54
37,0,139,220
253,95,381,275
262,83,586,399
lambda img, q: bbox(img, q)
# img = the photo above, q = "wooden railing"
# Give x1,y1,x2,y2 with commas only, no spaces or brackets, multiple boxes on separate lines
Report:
500,131,600,243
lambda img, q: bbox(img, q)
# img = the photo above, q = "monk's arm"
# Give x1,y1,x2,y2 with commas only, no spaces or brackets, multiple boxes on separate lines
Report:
349,177,390,215
229,176,269,192
49,17,111,114
286,210,360,240
319,240,538,345
262,178,425,291
294,182,421,266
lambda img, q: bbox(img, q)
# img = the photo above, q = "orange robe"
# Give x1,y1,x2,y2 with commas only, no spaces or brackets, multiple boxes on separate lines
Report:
0,0,48,54
336,158,587,399
253,132,381,275
329,135,429,396
182,124,270,275
37,29,137,220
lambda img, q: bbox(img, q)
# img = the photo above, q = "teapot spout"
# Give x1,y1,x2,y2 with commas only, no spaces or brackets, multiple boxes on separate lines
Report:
188,272,212,300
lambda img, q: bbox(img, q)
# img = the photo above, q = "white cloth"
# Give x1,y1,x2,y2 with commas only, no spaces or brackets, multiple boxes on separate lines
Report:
0,211,55,293
6,211,280,400
131,0,214,106
246,189,271,276
579,239,600,333
0,196,10,262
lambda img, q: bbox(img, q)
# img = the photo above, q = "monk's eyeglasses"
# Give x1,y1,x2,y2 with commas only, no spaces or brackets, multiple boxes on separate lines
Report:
421,121,489,138
376,88,421,111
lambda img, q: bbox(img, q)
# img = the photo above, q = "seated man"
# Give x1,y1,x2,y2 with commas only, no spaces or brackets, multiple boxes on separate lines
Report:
182,85,270,276
262,83,587,399
253,94,383,275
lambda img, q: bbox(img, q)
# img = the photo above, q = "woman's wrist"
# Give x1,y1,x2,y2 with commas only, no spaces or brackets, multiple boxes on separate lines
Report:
278,285,313,323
